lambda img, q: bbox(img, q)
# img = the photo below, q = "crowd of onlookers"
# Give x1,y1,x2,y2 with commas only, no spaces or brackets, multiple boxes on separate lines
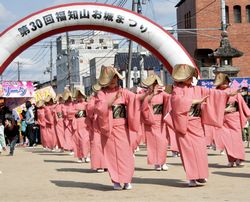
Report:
0,101,41,157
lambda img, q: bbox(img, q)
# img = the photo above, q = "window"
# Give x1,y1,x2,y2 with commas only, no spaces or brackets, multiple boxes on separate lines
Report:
226,6,229,24
103,46,107,49
246,5,250,23
113,44,119,49
234,5,242,23
87,46,92,49
70,39,75,44
99,38,104,43
184,11,191,28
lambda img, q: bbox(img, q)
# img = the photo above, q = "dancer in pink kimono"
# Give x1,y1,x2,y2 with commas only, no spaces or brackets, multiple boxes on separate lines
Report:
170,64,231,187
141,74,170,171
95,65,139,190
204,124,225,155
87,83,107,172
36,100,47,148
214,73,250,167
129,86,146,152
53,94,66,150
72,88,90,163
164,85,179,157
62,89,75,153
44,96,57,150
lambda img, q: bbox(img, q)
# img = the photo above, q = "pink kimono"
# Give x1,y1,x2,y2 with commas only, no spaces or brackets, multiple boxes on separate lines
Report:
203,124,215,146
166,125,179,153
54,103,66,149
141,92,170,165
203,124,224,151
171,84,228,180
44,105,57,149
95,87,139,184
73,100,90,159
37,108,47,148
87,96,106,170
62,102,76,151
217,88,250,162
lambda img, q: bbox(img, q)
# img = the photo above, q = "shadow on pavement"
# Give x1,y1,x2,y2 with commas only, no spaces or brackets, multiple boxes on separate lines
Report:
132,177,199,188
208,163,229,169
44,159,76,163
167,163,183,167
212,171,250,178
135,167,154,171
38,153,70,156
56,168,95,173
25,150,53,154
50,180,112,191
207,153,221,156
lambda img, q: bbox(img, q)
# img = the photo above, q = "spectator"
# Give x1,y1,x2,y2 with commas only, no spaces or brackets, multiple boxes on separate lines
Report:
4,117,19,156
25,101,35,147
21,113,28,146
0,119,6,154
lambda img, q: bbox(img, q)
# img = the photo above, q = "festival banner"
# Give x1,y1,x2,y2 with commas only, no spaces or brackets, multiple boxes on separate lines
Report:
31,86,56,103
0,81,34,98
4,85,56,116
198,77,250,92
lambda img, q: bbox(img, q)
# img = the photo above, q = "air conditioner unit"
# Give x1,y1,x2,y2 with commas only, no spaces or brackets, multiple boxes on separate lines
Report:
200,67,215,79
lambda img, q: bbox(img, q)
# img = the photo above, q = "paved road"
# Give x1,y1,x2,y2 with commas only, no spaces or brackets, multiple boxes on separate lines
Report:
0,144,250,202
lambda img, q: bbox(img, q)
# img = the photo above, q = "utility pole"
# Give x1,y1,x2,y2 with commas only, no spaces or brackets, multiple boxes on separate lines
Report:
66,32,72,90
49,41,53,85
15,61,22,81
17,62,21,81
221,0,227,31
44,41,53,85
139,53,145,81
126,0,137,89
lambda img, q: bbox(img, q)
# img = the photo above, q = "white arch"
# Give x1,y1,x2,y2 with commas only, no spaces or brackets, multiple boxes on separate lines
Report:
0,3,197,74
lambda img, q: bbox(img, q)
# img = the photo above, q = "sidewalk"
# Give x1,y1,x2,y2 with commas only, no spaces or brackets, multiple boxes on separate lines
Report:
0,144,249,202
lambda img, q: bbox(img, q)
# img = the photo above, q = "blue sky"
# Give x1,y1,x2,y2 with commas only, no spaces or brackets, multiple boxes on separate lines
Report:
0,0,178,82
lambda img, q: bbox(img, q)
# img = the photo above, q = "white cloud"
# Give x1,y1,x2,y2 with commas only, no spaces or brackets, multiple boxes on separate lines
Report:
153,0,176,26
0,3,15,23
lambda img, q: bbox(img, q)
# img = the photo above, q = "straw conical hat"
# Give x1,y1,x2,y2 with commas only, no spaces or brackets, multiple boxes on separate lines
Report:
62,89,73,101
142,74,163,87
44,95,54,103
73,87,86,98
55,94,63,102
172,64,198,82
98,65,124,87
214,73,230,87
36,100,44,108
92,82,101,92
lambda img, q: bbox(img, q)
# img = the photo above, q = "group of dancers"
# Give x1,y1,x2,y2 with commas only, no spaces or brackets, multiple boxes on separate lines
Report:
35,64,250,189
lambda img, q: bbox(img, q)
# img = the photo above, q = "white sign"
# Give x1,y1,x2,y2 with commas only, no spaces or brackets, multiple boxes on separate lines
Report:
0,3,196,75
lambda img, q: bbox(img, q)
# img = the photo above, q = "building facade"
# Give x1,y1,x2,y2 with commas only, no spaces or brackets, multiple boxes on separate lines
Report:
176,0,250,77
56,31,119,93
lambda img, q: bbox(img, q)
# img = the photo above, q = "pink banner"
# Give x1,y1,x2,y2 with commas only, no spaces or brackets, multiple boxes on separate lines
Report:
0,81,34,98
